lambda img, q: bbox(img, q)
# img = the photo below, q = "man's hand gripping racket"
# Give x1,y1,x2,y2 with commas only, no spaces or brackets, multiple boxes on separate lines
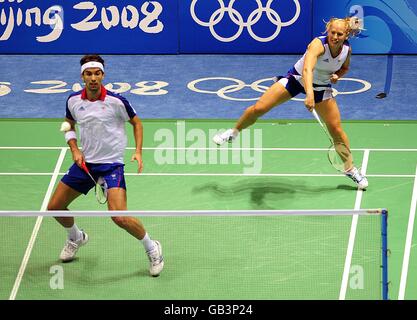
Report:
81,162,108,204
311,109,353,173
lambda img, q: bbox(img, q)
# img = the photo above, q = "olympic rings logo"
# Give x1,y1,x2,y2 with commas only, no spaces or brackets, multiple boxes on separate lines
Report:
190,0,301,42
187,77,372,101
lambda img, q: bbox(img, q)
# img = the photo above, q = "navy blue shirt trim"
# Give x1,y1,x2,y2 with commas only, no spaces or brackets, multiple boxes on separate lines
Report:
65,90,82,121
106,91,137,119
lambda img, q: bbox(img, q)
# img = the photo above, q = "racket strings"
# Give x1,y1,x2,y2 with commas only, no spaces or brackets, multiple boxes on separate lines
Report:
82,163,108,204
95,177,108,204
312,110,354,173
328,142,353,172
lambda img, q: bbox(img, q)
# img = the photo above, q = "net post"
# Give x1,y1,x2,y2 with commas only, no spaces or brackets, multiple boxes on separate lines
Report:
381,209,389,300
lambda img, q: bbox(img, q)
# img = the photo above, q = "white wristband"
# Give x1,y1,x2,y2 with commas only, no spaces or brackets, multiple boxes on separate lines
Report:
65,130,77,143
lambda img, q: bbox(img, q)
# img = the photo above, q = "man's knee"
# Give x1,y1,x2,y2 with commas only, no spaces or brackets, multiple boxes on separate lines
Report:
111,216,129,229
47,201,66,211
47,182,80,211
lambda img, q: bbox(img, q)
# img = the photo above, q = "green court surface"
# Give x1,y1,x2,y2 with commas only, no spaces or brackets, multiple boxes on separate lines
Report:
0,119,416,300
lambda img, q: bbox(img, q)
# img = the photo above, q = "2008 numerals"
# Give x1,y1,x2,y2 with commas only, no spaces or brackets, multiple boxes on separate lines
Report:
22,80,169,95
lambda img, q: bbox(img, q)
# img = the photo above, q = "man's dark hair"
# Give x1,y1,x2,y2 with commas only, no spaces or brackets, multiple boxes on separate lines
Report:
80,54,105,67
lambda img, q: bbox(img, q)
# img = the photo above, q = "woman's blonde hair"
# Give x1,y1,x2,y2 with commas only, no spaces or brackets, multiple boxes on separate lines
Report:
324,17,364,38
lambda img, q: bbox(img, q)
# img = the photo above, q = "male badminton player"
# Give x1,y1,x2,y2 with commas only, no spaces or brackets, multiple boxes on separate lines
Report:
213,17,368,190
47,55,164,277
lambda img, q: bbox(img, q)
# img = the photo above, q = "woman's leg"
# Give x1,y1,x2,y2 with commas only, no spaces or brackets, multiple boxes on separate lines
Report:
213,81,292,145
235,81,293,131
315,98,368,189
315,98,350,148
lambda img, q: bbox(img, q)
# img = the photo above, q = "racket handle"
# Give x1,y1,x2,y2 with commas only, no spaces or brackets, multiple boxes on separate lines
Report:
81,161,97,184
312,109,334,143
81,161,89,173
312,109,324,127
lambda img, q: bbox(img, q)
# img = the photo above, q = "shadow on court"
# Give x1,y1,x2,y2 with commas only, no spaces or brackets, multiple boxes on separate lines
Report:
193,179,351,209
24,256,146,285
336,185,359,191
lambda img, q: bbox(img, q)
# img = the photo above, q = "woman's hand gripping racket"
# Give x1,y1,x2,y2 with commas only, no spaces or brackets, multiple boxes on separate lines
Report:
311,109,353,173
81,162,108,204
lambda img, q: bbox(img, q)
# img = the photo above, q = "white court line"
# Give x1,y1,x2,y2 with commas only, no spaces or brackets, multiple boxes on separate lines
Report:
8,148,67,300
398,164,417,300
339,149,370,300
1,146,417,152
0,172,415,178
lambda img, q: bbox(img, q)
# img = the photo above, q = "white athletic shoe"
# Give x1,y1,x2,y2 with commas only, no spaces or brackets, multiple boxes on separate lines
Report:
345,167,369,190
59,231,89,262
146,240,164,277
212,128,238,145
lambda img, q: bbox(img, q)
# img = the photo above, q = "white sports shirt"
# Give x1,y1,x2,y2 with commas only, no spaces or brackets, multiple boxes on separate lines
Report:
293,36,351,86
65,87,137,164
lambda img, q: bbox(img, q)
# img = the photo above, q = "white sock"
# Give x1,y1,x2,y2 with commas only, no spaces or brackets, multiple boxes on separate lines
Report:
65,223,82,242
346,166,357,174
140,233,155,252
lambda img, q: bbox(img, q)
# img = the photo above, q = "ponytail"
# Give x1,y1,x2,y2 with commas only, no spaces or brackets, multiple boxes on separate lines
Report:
323,17,364,38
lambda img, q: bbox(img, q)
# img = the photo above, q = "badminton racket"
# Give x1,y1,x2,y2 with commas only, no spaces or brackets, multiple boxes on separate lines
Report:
81,162,107,204
311,109,353,173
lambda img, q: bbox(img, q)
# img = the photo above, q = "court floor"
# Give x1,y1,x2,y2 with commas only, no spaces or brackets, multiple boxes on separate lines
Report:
0,119,416,299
